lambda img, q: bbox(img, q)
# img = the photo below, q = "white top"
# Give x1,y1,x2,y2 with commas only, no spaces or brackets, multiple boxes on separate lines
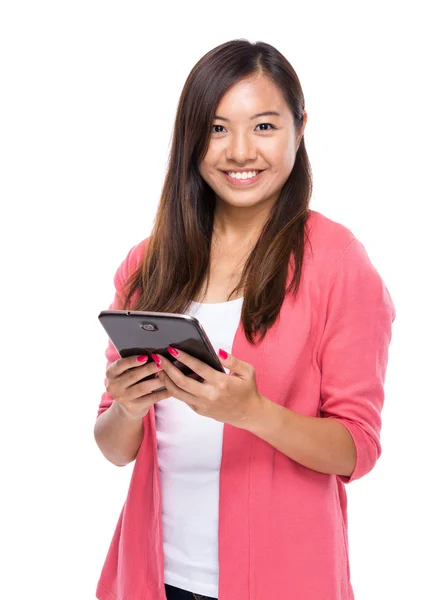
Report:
154,296,244,598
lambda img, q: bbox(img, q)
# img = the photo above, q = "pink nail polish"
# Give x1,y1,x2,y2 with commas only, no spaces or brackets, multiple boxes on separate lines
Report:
218,349,228,360
168,346,179,357
137,355,148,362
151,353,161,365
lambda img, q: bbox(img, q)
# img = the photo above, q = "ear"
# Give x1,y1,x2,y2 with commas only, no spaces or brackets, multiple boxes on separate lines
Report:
296,110,308,150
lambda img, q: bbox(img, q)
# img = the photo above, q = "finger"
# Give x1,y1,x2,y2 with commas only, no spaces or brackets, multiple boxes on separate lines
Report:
113,359,159,391
166,347,221,384
119,385,171,418
125,361,160,388
217,349,251,379
135,385,170,405
107,360,160,400
156,355,208,398
158,370,202,408
108,371,159,403
106,354,150,379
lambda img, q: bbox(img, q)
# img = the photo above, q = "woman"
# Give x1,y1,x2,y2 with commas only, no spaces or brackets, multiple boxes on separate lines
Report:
94,39,396,600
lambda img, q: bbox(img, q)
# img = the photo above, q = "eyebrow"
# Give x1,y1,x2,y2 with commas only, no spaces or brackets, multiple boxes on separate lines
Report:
213,111,282,122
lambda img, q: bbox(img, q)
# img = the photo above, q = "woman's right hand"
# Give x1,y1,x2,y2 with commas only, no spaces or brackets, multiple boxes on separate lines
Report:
105,355,170,420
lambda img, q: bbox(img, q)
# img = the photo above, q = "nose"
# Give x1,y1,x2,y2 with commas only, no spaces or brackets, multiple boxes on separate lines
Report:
225,131,257,163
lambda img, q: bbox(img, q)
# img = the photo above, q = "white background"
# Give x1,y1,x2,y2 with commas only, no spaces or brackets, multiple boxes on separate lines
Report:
1,1,441,599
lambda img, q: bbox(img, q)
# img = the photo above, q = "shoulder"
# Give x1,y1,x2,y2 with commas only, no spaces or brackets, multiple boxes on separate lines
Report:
307,209,357,257
305,209,371,276
306,210,395,316
115,236,152,285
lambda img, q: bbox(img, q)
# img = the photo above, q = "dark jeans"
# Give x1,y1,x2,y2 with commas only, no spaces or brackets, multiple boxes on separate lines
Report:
164,582,217,600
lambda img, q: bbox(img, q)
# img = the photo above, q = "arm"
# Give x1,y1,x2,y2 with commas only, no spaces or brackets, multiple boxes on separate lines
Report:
248,237,396,483
94,242,147,467
94,401,145,467
247,399,357,477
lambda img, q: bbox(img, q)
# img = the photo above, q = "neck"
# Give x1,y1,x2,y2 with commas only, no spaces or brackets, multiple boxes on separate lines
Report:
213,200,272,246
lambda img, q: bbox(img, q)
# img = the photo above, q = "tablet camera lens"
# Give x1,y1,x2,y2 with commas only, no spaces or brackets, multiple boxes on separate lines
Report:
141,323,158,331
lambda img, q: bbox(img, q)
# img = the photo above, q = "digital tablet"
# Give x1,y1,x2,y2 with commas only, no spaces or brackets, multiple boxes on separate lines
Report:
98,309,225,392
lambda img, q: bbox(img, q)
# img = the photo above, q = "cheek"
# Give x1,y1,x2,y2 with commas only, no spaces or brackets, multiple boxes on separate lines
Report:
200,144,219,168
260,135,293,163
199,156,218,181
271,143,296,173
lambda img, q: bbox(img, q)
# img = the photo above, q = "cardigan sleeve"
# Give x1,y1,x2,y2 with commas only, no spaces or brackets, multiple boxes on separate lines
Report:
96,245,139,419
317,237,396,483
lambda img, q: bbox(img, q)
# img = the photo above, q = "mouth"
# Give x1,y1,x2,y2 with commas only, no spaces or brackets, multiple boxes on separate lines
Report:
221,170,265,186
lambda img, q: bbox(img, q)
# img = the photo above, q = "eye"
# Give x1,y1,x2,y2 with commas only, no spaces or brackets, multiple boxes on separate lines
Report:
256,123,276,131
211,123,277,134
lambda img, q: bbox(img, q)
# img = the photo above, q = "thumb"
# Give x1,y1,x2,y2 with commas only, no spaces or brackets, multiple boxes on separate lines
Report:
218,348,244,377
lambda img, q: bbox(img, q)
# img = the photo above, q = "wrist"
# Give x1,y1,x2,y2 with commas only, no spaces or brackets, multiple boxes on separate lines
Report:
244,394,274,434
113,400,146,423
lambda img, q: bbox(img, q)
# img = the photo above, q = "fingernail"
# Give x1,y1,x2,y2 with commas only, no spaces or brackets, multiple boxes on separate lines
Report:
168,346,179,357
218,349,228,360
151,353,161,366
137,355,148,362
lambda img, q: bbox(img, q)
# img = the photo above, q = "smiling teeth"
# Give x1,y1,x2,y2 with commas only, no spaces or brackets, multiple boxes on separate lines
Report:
228,170,259,179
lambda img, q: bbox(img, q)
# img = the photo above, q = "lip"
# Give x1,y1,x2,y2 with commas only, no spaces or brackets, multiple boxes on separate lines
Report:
222,170,264,186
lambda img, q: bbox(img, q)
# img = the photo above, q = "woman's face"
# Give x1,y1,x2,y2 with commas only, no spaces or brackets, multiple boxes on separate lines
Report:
198,74,307,212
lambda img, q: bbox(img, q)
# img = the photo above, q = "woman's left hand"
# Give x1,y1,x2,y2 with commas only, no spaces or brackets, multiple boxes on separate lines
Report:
153,347,264,429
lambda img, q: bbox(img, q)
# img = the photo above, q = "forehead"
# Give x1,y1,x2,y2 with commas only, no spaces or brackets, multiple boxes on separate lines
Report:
215,76,288,117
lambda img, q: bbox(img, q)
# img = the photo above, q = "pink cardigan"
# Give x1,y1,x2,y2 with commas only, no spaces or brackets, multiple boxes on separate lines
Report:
95,209,396,600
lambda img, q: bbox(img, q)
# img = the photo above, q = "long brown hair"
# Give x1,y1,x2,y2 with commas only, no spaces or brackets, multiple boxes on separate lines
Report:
122,39,313,345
